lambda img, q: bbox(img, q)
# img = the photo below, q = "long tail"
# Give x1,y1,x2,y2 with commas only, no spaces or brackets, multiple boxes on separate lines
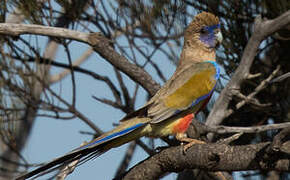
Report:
16,122,146,180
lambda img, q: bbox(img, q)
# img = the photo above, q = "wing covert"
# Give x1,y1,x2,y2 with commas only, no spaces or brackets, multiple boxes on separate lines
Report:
148,61,218,123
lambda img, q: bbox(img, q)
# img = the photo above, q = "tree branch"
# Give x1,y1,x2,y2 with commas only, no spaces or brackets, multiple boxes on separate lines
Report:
207,122,290,134
49,48,94,84
0,23,161,95
119,141,290,180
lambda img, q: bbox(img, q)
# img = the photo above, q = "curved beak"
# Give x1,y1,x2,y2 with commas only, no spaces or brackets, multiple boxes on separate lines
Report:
215,31,223,46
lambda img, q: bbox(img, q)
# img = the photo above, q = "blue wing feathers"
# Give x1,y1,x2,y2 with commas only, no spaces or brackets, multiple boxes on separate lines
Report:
79,123,145,150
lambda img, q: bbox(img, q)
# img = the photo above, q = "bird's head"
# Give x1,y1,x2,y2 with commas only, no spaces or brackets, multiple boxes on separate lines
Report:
184,12,222,50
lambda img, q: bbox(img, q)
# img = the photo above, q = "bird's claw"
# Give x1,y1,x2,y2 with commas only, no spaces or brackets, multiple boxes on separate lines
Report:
178,138,205,153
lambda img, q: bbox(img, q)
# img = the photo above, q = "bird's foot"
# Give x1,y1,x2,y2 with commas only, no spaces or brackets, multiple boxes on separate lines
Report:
176,133,205,152
180,137,205,152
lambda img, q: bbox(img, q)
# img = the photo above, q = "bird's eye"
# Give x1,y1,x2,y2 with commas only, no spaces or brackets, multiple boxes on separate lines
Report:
200,28,206,34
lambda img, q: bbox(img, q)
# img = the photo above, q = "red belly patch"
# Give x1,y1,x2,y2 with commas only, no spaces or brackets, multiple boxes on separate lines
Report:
173,114,194,133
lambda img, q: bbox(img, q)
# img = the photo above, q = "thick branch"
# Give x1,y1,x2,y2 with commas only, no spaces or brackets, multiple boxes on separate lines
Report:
87,33,161,96
120,141,290,180
0,23,90,42
0,23,161,95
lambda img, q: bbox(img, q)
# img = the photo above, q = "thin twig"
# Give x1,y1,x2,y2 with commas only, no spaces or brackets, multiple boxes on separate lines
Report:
63,42,77,107
56,142,87,180
235,65,280,110
270,72,290,83
115,141,137,177
49,48,94,84
207,122,290,134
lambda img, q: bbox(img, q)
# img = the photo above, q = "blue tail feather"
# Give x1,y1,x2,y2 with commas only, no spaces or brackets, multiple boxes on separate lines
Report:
79,123,145,150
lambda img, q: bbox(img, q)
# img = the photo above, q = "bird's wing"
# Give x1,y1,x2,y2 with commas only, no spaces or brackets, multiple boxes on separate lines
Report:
120,61,218,123
147,61,218,123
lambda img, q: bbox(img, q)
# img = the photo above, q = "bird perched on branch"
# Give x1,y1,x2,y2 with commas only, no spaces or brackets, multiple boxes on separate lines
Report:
17,12,222,179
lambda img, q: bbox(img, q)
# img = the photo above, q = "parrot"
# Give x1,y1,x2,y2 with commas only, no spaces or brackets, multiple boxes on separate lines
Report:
17,11,222,179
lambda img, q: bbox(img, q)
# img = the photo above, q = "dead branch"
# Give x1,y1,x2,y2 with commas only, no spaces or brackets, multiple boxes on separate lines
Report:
207,122,290,134
270,72,290,83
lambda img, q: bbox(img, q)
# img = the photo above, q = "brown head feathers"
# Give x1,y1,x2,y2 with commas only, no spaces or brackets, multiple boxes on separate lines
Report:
185,12,220,38
178,12,220,65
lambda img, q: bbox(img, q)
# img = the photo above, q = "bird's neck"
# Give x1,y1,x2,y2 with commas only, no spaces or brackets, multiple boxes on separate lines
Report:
178,45,216,68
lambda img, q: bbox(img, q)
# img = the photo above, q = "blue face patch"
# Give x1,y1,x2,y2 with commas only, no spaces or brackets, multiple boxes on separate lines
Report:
199,24,220,47
204,24,220,32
